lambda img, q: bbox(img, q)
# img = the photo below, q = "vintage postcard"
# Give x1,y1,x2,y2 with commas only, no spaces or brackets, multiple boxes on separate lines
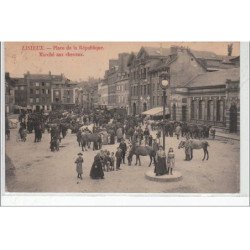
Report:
1,42,249,206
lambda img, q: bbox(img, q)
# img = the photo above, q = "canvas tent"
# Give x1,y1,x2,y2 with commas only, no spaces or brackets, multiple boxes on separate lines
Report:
141,107,170,116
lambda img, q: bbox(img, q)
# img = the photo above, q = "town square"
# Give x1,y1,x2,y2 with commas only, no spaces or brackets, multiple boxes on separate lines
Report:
4,42,240,193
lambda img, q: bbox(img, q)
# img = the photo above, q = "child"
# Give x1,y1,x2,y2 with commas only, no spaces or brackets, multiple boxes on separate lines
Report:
75,152,84,182
106,151,112,172
167,148,175,175
110,152,115,171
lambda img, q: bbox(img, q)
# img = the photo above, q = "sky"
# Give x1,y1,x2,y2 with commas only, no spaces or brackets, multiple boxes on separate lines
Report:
5,42,240,81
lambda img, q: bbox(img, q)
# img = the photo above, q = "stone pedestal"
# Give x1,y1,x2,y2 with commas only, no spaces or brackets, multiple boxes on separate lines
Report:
145,169,182,182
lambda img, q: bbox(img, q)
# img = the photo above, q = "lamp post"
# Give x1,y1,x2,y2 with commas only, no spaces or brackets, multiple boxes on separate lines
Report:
160,73,170,150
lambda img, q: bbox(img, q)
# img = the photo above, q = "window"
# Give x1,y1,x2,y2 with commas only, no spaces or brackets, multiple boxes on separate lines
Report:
172,104,177,120
30,98,33,103
42,89,45,94
144,85,146,95
36,89,39,95
46,89,49,94
191,100,195,119
42,82,45,86
198,100,204,120
216,100,224,122
36,98,39,103
35,82,39,87
182,98,187,103
30,89,33,94
219,101,224,122
20,86,24,90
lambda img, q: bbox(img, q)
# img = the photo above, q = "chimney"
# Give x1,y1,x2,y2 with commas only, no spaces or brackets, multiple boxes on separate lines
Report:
227,43,233,56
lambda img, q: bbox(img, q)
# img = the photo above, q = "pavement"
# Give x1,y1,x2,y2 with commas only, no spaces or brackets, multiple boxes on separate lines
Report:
5,126,240,193
215,131,240,141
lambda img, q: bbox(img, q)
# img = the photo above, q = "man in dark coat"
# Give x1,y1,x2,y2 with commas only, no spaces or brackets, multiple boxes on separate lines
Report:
115,147,122,170
119,139,127,164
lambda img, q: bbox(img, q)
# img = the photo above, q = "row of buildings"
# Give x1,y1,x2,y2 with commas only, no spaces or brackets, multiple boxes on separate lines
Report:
98,45,240,133
5,44,240,133
5,72,100,113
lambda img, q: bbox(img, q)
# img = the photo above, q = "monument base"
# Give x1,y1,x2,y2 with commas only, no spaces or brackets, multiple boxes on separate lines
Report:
145,170,182,182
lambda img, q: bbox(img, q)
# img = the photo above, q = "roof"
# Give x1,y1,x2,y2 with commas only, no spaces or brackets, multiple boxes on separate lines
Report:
186,68,240,88
140,47,173,57
191,49,221,60
25,73,63,80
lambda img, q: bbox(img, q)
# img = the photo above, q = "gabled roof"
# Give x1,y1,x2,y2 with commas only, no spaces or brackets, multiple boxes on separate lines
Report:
142,47,172,57
185,68,240,88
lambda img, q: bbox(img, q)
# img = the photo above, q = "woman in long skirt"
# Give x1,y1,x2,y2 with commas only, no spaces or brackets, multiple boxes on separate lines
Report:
90,153,105,179
154,146,167,176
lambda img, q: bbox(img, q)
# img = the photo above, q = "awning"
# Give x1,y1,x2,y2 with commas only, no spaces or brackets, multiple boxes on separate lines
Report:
142,106,170,116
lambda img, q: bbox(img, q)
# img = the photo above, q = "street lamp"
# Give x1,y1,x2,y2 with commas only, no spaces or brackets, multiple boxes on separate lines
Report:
160,73,170,150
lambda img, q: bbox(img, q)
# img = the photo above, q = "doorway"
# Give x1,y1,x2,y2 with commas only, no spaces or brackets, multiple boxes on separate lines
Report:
229,104,237,133
133,103,136,116
36,105,40,112
182,105,187,121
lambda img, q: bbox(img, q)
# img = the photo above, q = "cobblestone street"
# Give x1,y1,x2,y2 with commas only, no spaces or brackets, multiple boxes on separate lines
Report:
5,127,240,193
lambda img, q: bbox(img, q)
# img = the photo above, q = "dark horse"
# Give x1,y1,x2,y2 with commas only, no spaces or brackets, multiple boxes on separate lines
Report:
178,140,209,161
127,143,157,167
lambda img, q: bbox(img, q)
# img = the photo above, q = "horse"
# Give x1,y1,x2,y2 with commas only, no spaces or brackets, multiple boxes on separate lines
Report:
86,132,102,150
80,131,89,151
127,142,158,167
178,140,209,161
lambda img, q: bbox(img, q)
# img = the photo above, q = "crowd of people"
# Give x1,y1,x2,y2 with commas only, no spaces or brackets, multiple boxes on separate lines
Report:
6,107,217,181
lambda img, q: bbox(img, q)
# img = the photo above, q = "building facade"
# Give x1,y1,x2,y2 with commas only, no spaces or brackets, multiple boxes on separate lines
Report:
127,45,240,132
127,47,176,115
24,71,66,111
5,73,15,114
103,53,130,110
98,80,109,108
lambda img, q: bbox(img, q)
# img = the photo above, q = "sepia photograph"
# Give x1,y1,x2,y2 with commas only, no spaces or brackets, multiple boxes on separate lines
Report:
3,42,242,194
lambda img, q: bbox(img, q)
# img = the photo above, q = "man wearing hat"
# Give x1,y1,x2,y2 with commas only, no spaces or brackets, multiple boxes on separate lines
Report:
119,138,127,164
75,152,84,181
